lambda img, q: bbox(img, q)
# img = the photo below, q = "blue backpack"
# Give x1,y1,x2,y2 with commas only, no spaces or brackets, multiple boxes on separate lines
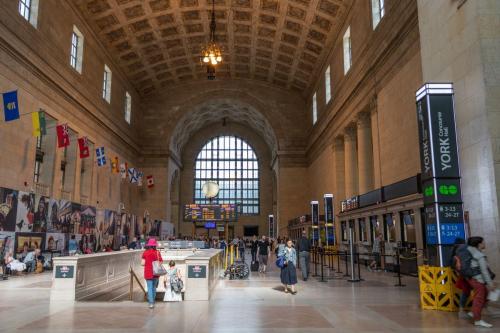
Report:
276,255,285,268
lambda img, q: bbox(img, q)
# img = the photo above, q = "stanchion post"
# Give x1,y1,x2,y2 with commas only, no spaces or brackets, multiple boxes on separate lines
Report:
394,248,406,287
313,247,319,277
319,247,326,282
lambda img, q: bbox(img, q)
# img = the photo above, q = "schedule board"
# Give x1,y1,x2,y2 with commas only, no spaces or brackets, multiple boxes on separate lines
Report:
183,204,238,221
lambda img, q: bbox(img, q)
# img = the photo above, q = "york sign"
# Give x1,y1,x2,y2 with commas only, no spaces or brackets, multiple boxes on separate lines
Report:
417,93,460,180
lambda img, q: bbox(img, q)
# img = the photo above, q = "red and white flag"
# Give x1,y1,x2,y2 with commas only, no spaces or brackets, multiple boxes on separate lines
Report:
78,137,90,158
147,175,154,188
56,124,70,148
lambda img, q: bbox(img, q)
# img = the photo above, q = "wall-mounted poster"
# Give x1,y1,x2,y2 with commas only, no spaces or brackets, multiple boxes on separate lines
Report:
130,214,138,239
33,194,49,232
46,233,66,251
47,198,60,232
0,187,18,232
15,232,45,255
15,191,35,232
0,231,15,255
120,213,130,246
57,200,72,233
113,211,122,250
80,205,96,235
71,203,82,235
94,209,105,252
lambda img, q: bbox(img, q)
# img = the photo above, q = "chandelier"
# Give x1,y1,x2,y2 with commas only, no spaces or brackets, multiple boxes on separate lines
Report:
201,0,222,79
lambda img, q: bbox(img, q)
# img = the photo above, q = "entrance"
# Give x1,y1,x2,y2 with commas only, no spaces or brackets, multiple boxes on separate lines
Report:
244,225,259,238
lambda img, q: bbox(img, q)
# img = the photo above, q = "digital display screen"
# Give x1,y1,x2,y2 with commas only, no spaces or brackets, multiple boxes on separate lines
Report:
184,204,238,221
204,222,216,229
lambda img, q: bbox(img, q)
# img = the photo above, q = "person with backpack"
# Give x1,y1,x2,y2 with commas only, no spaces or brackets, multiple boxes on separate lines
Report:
450,238,471,317
466,236,497,328
163,260,182,302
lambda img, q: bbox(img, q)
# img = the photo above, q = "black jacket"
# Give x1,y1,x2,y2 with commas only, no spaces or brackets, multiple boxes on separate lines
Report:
298,236,311,252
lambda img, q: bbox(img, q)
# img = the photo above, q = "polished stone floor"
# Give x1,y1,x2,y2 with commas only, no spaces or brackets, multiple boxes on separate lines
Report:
1,257,499,333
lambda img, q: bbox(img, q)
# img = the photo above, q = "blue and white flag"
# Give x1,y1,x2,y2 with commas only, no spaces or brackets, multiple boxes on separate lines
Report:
2,90,20,122
128,167,138,183
96,147,106,166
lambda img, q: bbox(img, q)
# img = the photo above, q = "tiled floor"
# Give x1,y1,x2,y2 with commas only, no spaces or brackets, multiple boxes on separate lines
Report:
1,257,499,333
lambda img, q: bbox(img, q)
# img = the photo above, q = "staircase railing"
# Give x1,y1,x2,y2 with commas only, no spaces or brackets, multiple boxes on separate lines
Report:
129,267,147,301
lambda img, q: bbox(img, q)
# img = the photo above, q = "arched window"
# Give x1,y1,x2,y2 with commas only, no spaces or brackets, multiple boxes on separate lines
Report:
194,136,259,214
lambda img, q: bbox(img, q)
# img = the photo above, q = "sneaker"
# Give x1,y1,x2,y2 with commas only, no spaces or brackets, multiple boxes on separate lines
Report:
148,304,154,309
474,320,493,328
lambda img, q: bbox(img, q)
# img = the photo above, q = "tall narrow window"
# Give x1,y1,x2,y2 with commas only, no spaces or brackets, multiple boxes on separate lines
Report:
325,66,331,103
343,27,352,74
103,65,112,103
124,92,132,124
18,0,38,27
371,0,385,29
312,93,318,124
70,26,84,73
194,136,260,215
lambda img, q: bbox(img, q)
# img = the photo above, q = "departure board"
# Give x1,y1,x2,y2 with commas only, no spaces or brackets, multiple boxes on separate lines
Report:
184,204,238,222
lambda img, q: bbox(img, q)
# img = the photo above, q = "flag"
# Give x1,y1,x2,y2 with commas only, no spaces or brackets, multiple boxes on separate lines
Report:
147,175,154,188
31,111,46,137
56,124,70,148
78,137,90,158
2,90,20,122
137,171,144,186
96,147,106,166
128,168,137,183
119,163,128,179
111,156,119,173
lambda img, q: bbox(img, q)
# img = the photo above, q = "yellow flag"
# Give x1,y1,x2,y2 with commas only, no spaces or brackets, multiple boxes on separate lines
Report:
32,111,41,137
112,156,119,173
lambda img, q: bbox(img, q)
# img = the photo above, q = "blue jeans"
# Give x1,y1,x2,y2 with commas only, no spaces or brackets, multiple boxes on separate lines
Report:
146,278,159,305
299,251,310,279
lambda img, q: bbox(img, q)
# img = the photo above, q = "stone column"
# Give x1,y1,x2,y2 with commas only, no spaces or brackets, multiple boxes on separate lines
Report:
332,137,345,244
370,97,382,188
357,112,375,194
344,125,358,198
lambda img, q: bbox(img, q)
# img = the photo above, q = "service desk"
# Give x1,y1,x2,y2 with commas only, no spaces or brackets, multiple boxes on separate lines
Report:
50,248,223,302
50,250,143,302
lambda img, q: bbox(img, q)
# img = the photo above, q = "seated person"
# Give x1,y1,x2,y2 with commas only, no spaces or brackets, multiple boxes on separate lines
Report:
23,249,38,272
128,237,138,250
5,251,26,273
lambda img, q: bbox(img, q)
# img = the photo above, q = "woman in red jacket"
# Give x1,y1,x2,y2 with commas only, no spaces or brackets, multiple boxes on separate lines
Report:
141,238,163,309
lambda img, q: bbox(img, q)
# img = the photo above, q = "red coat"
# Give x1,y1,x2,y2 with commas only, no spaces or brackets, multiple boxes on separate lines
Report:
142,249,162,280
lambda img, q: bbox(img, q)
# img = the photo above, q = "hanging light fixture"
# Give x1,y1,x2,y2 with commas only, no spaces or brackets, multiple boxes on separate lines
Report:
200,0,222,80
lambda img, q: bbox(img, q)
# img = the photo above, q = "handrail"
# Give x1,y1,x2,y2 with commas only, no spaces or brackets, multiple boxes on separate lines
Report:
129,267,147,301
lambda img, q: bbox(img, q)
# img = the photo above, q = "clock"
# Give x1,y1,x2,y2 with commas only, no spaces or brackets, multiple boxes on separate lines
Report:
201,181,220,198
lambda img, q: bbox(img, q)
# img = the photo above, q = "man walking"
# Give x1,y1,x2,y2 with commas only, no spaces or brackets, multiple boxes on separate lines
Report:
298,230,311,281
257,235,270,273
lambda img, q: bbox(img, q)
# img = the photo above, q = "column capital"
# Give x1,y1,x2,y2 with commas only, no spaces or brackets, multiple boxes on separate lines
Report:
356,112,371,128
343,124,357,139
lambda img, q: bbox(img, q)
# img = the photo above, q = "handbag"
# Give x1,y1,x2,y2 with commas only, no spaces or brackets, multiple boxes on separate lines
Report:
152,251,167,276
276,255,285,269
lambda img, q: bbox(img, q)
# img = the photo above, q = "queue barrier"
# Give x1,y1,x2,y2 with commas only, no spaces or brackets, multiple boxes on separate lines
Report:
418,266,472,312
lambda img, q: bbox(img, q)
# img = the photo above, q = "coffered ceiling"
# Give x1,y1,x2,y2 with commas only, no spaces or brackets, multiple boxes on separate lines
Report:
74,0,351,96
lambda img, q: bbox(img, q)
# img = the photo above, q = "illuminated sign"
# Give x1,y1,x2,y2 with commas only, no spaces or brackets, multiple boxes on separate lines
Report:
183,204,238,222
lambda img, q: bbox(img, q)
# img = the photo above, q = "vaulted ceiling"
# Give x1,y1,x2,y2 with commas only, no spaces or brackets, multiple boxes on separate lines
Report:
74,0,351,97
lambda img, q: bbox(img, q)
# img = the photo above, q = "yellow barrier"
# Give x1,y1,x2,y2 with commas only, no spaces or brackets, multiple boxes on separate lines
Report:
418,266,473,312
230,245,234,265
224,247,228,270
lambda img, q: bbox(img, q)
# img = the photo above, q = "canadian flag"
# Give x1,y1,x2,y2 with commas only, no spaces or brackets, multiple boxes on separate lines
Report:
56,124,70,148
147,175,154,188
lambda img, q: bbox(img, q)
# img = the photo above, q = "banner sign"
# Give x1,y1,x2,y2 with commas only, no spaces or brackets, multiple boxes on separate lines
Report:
326,226,335,243
311,201,319,227
324,194,334,225
268,214,274,239
416,86,460,180
312,228,319,241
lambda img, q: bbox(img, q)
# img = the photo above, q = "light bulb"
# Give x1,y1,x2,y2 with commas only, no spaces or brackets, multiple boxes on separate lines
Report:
203,57,209,63
216,56,222,62
211,58,217,65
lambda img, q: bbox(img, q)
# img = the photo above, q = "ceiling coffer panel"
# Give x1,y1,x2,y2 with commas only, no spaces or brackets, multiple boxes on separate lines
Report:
74,0,351,96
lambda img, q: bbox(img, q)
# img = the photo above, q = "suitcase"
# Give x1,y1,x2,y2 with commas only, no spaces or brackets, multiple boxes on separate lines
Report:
251,261,259,272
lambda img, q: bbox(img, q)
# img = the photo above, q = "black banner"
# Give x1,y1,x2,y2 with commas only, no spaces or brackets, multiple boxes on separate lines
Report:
324,195,334,225
268,215,274,238
417,96,433,180
311,201,319,227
